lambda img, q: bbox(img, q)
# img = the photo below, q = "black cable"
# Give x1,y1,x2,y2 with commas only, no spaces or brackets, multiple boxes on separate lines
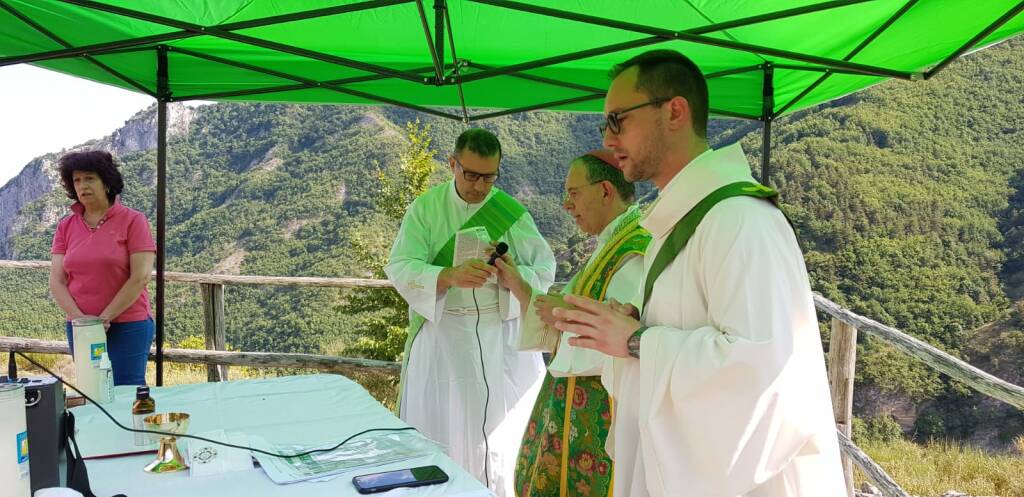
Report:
14,351,417,460
471,287,491,489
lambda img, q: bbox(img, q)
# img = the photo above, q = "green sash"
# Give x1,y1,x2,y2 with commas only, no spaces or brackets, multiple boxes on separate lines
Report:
642,181,779,309
398,189,527,404
567,207,650,301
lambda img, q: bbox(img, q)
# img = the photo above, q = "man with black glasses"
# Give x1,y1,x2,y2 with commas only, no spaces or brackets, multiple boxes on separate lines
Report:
386,128,556,496
552,51,845,497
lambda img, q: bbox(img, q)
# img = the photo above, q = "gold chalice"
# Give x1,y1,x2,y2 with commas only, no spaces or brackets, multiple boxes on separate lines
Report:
143,412,190,473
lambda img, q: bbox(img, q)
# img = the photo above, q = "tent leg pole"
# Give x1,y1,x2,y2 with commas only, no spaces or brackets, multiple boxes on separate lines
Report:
155,45,169,386
761,63,774,186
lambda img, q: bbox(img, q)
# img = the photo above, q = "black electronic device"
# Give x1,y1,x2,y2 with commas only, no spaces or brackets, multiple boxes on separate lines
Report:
0,375,66,493
352,465,449,494
486,242,508,265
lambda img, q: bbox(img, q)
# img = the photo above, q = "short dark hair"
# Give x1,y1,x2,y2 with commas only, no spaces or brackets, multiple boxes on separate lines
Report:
610,50,709,138
58,150,124,204
454,128,502,160
574,155,635,203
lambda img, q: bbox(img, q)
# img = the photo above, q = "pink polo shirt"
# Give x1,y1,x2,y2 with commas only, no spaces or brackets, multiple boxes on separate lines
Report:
51,198,156,323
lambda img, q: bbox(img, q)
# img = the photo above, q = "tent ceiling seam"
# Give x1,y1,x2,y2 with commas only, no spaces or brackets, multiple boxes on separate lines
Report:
681,0,767,65
776,0,921,117
52,0,425,83
0,0,412,68
167,45,460,120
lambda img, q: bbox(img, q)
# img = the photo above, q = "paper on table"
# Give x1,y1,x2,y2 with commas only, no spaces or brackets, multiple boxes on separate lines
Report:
252,431,444,485
187,429,254,477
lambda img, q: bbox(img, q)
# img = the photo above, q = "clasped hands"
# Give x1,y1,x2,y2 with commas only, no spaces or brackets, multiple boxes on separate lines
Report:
439,241,506,290
448,242,643,358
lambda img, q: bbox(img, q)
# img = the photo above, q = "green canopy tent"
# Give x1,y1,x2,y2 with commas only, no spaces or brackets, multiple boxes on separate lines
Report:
2,0,1022,385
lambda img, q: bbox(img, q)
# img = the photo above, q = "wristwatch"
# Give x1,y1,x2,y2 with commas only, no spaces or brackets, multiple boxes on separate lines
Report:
627,326,648,359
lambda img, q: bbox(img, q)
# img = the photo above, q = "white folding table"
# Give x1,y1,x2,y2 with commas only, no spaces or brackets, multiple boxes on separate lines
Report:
69,374,492,497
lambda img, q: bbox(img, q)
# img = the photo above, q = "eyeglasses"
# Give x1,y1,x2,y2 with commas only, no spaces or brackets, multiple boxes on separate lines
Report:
452,155,499,184
562,180,604,204
599,98,670,135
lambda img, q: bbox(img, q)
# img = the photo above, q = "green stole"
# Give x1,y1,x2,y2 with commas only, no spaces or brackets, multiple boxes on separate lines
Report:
515,207,650,497
566,206,650,299
642,181,779,309
398,188,527,403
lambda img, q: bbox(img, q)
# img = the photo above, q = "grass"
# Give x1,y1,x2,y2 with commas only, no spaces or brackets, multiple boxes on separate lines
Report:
856,438,1024,497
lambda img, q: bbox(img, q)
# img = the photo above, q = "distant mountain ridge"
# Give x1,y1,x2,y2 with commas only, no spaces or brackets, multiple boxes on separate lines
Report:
0,104,197,258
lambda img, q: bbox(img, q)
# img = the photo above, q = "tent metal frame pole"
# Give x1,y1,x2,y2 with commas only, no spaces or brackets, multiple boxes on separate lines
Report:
434,0,446,72
465,0,917,82
760,63,774,186
705,65,763,79
776,0,920,116
771,64,884,77
468,62,606,94
454,36,666,84
177,59,763,112
468,93,604,121
925,1,1024,80
170,65,439,101
442,3,470,121
155,45,169,387
1,0,413,67
470,0,874,39
0,0,153,96
167,46,462,120
52,0,427,84
415,0,445,83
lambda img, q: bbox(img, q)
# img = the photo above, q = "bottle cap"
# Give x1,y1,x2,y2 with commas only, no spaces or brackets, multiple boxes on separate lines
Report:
136,386,150,400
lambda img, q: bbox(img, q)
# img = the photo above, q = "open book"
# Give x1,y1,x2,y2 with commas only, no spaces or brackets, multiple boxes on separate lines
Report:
452,226,492,266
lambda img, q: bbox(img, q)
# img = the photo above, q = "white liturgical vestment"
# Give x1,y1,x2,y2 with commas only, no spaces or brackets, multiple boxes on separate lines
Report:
386,180,556,496
602,144,845,497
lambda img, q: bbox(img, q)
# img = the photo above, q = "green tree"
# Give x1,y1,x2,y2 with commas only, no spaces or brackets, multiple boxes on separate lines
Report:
340,121,439,361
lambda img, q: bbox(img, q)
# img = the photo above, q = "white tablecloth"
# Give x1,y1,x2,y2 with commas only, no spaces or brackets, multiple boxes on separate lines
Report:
69,374,493,497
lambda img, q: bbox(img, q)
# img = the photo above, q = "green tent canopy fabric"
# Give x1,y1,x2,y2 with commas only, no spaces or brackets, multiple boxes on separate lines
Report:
2,0,1023,121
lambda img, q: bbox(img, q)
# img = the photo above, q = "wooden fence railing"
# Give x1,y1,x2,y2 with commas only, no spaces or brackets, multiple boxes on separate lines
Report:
4,259,1023,497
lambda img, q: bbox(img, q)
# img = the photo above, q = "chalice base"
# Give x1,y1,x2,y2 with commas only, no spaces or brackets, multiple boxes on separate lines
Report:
144,436,189,473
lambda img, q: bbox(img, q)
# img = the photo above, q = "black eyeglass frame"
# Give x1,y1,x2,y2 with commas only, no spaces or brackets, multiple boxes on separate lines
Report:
598,97,671,135
451,155,500,183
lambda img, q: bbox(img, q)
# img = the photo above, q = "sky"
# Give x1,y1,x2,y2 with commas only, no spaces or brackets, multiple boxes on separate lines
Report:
0,64,155,188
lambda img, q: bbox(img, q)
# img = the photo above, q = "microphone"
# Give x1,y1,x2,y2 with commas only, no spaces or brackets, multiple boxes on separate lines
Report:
487,242,509,265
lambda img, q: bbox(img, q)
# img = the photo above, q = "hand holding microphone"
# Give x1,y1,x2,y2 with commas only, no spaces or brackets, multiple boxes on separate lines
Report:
487,242,509,265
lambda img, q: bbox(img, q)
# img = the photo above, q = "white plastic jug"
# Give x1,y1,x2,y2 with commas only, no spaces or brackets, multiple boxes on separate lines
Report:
71,317,111,404
0,383,31,497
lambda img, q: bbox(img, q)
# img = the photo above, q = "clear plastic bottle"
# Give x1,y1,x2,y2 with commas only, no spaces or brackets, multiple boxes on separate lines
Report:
97,352,114,404
132,386,156,446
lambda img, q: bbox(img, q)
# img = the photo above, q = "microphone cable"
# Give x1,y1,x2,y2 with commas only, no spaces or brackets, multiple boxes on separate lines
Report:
13,351,417,460
473,240,506,490
471,286,492,489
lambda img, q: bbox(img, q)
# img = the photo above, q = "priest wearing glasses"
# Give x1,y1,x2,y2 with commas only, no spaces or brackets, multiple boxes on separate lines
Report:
386,128,556,496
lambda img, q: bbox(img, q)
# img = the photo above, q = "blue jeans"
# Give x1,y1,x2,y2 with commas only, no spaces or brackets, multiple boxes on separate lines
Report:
66,318,154,386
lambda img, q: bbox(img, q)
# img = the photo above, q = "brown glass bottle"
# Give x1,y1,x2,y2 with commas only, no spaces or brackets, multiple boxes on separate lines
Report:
132,386,156,446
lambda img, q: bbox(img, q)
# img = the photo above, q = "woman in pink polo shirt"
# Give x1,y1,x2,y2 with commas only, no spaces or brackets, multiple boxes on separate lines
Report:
49,150,156,386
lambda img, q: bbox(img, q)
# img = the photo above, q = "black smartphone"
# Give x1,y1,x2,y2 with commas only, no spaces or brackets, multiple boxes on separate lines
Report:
352,465,450,494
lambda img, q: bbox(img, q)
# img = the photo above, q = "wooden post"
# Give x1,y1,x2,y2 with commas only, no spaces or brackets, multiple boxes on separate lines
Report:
200,283,228,382
828,317,858,497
